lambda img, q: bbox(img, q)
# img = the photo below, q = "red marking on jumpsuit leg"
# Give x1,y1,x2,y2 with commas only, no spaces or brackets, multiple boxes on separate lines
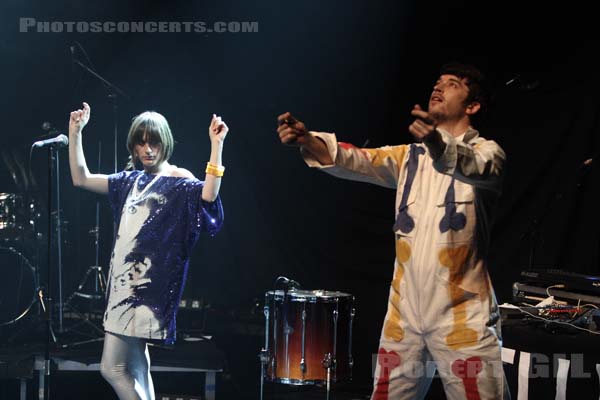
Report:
451,356,483,400
373,348,401,400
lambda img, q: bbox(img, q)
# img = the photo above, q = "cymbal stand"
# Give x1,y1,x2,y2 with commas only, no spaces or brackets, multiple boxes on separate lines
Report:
61,142,106,347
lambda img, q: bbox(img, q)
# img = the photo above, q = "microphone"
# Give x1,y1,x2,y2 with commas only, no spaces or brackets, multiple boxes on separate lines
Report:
287,279,301,289
33,134,69,148
275,275,302,290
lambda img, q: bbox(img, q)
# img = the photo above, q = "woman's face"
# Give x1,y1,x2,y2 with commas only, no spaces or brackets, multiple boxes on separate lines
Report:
134,133,163,172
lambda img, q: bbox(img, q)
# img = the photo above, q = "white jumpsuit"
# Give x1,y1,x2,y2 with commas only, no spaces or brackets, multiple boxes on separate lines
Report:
302,127,509,400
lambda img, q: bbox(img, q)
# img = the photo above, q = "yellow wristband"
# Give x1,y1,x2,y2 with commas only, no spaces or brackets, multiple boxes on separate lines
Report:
205,162,225,177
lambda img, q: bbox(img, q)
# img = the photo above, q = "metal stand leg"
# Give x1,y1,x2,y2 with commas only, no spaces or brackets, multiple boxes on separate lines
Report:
60,265,106,348
260,364,264,400
38,363,44,400
259,300,271,400
259,348,269,400
205,371,216,400
326,367,331,400
322,353,333,400
20,378,27,400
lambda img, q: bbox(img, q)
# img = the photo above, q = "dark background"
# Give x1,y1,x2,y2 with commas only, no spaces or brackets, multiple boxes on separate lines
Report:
0,0,598,398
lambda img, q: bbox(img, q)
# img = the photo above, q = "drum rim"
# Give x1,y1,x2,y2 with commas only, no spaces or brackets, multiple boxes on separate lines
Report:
0,245,38,326
266,289,353,300
264,376,348,385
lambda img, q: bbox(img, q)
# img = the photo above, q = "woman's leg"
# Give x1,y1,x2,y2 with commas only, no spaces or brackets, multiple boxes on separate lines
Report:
100,332,155,400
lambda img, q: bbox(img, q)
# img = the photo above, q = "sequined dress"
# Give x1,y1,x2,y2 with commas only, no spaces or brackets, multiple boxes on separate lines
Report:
104,170,223,344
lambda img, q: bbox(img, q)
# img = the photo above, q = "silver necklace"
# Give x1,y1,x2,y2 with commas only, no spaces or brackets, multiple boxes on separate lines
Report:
126,174,161,214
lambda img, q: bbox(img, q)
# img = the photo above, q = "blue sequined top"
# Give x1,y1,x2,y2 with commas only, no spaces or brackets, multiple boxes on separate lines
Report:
104,170,223,344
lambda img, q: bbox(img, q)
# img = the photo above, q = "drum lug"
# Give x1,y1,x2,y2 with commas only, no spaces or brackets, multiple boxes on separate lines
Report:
266,293,278,379
301,307,306,374
300,303,306,375
273,306,278,363
332,304,339,379
349,305,355,375
259,348,270,364
261,300,272,379
263,303,270,352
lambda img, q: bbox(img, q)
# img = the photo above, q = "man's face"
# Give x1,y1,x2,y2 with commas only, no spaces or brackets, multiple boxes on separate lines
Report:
428,74,472,121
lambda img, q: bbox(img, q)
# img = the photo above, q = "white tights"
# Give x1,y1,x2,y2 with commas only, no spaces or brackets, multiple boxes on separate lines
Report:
100,332,155,400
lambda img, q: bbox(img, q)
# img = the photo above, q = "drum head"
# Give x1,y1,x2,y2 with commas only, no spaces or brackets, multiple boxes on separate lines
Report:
0,246,37,326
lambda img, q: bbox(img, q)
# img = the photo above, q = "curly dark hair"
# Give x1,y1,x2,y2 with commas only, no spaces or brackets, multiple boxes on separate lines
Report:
439,62,490,127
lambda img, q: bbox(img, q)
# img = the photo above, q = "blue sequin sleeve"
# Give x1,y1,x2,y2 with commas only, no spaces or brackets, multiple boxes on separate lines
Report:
186,179,224,239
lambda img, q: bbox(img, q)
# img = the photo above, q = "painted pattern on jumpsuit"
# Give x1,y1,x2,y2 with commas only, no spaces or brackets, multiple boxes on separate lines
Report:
104,170,223,345
301,128,507,400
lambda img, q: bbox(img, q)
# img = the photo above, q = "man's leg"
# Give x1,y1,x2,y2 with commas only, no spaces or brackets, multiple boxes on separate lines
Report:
426,296,510,400
371,327,436,400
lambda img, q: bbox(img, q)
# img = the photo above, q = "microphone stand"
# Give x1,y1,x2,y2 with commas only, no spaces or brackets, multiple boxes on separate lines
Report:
93,142,103,291
69,56,128,330
36,141,66,400
520,157,593,269
70,57,128,174
55,146,65,333
519,192,563,269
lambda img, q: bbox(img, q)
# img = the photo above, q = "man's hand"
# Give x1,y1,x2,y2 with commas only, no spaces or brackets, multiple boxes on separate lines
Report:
69,102,91,135
408,104,437,141
277,112,309,147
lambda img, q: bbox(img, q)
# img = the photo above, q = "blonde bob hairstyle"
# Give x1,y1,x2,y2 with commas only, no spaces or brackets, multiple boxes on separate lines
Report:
125,111,174,170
